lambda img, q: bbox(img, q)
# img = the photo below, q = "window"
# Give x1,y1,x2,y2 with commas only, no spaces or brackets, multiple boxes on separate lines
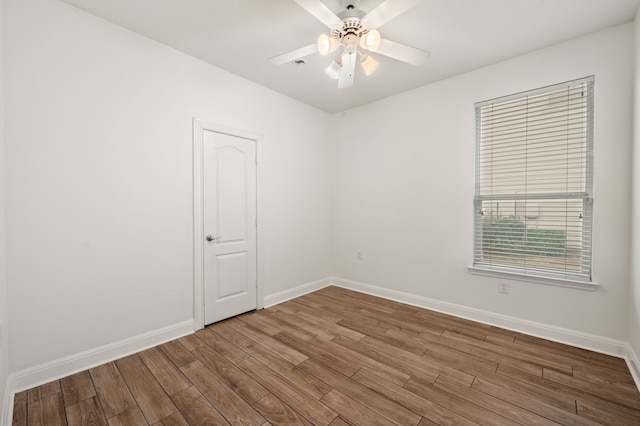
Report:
471,77,594,286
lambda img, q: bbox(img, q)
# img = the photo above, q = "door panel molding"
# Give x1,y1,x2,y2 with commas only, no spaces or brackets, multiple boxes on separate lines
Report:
193,118,263,330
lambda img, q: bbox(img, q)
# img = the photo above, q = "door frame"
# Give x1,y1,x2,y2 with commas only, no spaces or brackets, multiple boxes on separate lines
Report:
193,118,263,331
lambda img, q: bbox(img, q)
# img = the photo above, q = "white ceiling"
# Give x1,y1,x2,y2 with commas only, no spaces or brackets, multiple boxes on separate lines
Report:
59,0,640,113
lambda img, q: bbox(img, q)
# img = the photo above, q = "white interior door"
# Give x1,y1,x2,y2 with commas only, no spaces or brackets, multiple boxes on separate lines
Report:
203,129,257,325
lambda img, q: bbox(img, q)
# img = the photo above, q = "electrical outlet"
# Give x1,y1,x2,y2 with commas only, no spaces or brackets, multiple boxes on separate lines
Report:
498,280,510,294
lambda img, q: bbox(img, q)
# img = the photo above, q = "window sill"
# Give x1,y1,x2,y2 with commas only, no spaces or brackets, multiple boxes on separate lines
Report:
467,265,599,291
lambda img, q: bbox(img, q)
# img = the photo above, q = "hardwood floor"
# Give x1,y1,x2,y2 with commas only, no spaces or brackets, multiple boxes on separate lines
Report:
12,286,640,425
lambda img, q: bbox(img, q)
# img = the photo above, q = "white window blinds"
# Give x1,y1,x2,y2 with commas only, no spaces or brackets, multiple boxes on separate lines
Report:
473,77,594,282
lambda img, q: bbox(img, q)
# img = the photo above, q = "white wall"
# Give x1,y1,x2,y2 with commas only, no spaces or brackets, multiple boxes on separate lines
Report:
332,23,634,341
630,7,640,368
4,0,332,372
0,0,10,417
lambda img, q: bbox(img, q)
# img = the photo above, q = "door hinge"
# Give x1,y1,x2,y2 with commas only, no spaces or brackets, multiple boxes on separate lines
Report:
255,217,258,226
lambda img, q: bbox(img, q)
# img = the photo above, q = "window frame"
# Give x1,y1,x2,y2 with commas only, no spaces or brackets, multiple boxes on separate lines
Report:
468,77,598,291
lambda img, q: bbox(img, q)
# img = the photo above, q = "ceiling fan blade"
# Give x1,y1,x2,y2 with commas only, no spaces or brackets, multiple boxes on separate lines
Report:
361,0,423,30
376,39,430,66
338,53,356,89
294,0,343,29
269,44,318,65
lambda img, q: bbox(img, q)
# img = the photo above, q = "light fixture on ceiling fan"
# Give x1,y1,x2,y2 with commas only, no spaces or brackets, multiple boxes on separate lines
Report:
269,0,431,89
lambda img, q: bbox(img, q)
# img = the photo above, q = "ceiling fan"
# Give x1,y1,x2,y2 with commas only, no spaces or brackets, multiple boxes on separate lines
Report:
269,0,431,89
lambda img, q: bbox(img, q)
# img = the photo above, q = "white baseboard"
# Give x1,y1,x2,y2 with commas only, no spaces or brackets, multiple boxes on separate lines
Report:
625,344,640,393
2,380,12,426
263,277,333,308
330,277,630,359
8,319,195,397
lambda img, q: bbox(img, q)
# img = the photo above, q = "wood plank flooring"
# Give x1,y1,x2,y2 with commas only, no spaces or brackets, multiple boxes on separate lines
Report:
12,286,640,425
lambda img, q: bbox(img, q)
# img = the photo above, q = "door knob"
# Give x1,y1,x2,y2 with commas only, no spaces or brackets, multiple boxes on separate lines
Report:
206,235,219,242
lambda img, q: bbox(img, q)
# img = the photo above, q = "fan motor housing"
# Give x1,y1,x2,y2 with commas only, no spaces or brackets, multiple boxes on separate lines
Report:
331,16,367,46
